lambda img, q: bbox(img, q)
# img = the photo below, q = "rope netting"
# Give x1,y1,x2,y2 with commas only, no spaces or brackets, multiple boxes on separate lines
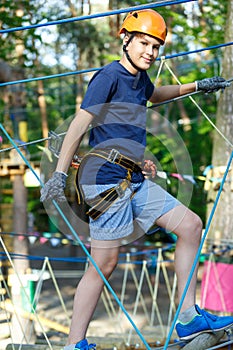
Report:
0,1,233,349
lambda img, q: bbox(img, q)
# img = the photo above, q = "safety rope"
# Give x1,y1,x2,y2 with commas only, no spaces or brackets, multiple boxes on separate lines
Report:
0,235,53,349
1,244,232,264
0,122,152,350
0,0,196,34
127,260,149,344
1,244,231,264
159,57,233,148
19,258,48,346
164,150,233,350
0,239,178,345
0,266,16,349
151,249,166,328
1,236,231,345
0,132,65,153
207,339,233,350
0,41,233,89
0,2,232,346
117,253,130,322
45,257,71,323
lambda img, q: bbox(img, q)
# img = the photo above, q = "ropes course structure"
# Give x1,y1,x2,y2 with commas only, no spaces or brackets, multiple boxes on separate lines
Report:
0,1,233,349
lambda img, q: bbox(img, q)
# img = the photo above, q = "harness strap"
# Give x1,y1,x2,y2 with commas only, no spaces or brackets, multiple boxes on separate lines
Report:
87,179,130,221
85,149,142,175
74,149,142,220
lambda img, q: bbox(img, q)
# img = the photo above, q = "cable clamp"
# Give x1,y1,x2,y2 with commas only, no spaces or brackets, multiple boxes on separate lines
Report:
48,131,64,158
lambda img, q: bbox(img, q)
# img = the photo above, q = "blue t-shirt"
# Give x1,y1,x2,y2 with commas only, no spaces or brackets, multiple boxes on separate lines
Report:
80,61,154,185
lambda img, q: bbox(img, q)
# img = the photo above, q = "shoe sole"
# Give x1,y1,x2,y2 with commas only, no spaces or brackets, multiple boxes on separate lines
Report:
179,323,233,341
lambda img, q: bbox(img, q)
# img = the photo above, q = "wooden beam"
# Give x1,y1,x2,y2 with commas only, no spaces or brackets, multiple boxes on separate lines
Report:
0,300,70,335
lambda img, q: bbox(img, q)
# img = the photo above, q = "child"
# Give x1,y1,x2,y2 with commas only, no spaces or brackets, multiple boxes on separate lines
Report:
40,9,233,350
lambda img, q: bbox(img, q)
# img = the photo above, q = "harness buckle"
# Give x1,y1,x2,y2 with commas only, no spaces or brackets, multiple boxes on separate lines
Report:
107,148,120,163
115,179,129,198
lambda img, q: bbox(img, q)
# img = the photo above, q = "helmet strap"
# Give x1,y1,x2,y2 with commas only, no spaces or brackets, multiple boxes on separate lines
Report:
123,32,142,73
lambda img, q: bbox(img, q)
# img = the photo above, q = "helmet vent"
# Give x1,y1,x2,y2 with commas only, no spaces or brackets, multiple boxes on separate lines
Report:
133,12,138,18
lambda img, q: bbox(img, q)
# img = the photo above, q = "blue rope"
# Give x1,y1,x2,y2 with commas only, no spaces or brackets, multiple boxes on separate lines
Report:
0,245,231,264
0,67,100,88
0,252,87,263
0,251,175,266
164,150,233,350
0,41,232,88
0,0,196,34
161,41,233,60
0,123,151,350
0,40,232,88
0,230,175,255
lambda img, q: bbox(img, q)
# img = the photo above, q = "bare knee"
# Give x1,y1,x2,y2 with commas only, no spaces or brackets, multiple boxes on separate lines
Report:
174,210,203,243
102,257,118,278
90,258,117,280
191,213,203,241
90,248,119,279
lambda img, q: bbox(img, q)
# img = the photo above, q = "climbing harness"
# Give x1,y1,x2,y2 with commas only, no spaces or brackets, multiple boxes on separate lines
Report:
82,148,142,175
86,178,131,220
47,134,142,218
74,148,143,220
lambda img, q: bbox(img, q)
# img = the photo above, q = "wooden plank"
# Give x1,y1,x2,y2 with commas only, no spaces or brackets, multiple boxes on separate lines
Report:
0,300,70,335
182,330,225,350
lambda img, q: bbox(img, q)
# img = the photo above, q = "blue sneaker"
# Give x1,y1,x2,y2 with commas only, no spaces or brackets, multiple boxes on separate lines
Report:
74,339,96,350
176,305,233,340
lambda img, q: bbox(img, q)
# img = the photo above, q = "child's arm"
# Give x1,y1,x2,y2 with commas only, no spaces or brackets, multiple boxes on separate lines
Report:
40,108,93,202
149,83,195,103
56,108,93,174
149,76,230,104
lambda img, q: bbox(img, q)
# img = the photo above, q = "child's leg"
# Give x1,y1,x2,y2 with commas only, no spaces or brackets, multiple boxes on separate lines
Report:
67,244,119,345
156,204,233,340
155,204,202,311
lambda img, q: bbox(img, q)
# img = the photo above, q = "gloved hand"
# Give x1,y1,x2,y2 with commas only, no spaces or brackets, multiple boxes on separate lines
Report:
40,171,67,202
196,76,230,93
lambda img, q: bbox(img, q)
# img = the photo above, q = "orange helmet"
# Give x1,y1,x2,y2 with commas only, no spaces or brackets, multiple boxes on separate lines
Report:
119,9,167,44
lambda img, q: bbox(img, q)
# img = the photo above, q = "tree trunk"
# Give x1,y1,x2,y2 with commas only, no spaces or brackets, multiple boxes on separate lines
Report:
206,1,233,244
9,6,36,343
11,174,36,344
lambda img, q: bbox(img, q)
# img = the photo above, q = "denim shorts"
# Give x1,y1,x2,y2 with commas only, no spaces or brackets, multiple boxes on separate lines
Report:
82,179,180,241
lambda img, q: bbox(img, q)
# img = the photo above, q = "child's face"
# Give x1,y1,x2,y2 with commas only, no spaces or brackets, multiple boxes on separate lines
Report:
125,33,161,71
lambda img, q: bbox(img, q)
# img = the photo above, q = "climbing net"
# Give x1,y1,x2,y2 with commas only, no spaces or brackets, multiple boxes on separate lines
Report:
0,1,233,349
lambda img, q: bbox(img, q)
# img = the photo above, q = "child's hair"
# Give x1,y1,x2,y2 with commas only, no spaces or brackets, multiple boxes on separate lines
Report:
123,30,164,46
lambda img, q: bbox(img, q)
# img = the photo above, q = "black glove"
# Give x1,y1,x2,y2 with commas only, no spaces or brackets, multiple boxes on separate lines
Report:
196,76,230,93
40,171,67,202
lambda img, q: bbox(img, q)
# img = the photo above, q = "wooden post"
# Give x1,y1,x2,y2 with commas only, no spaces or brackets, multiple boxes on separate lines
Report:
13,174,28,272
10,173,36,344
